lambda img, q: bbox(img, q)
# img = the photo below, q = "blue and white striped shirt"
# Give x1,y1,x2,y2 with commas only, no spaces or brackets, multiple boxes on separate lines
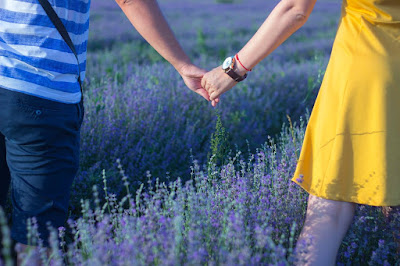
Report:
0,0,90,104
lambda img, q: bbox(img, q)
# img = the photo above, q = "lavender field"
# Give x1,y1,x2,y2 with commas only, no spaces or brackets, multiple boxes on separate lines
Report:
1,0,399,265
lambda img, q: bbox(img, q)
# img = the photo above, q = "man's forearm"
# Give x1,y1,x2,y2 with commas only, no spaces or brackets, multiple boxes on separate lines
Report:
115,0,191,73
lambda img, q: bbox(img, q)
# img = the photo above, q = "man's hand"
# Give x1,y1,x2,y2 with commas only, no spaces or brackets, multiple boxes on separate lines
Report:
201,66,237,106
179,64,215,102
114,0,218,104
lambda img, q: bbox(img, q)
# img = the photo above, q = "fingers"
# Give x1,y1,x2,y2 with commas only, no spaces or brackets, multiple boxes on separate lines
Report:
210,90,220,101
205,82,213,96
200,69,222,106
201,75,214,99
201,75,207,91
204,83,218,102
211,97,220,107
197,89,210,101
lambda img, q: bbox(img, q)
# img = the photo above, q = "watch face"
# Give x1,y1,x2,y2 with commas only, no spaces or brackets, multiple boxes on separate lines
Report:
222,57,233,70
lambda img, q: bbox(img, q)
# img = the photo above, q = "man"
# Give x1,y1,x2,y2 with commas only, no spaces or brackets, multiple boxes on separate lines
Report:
0,0,215,264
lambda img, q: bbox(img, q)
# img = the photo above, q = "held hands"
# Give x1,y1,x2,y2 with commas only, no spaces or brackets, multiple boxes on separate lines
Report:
201,66,237,107
179,63,221,105
179,62,242,107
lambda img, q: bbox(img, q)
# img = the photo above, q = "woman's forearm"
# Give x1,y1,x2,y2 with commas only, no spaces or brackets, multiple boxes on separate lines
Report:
114,0,191,73
234,0,316,75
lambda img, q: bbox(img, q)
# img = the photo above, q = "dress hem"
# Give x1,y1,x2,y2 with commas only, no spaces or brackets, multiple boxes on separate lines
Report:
290,178,400,207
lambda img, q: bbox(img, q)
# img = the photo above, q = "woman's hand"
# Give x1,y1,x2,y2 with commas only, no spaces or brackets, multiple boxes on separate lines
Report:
201,66,238,106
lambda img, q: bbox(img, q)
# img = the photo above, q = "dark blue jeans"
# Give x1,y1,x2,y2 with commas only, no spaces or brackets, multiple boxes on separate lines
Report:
0,87,84,247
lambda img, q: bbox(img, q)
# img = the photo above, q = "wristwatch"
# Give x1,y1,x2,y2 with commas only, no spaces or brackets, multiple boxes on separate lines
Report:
222,56,247,82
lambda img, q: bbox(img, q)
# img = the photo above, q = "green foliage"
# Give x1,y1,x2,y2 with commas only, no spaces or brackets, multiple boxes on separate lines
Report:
215,0,235,3
196,28,208,55
207,111,233,170
93,94,105,115
302,52,325,104
229,109,247,126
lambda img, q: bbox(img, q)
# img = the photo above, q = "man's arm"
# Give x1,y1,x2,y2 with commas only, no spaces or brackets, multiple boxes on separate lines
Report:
114,0,190,73
114,0,213,102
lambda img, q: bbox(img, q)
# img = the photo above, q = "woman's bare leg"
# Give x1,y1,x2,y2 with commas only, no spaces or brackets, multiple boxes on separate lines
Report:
294,194,357,265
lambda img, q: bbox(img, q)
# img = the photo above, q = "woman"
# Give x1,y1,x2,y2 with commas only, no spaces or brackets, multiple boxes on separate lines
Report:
201,0,400,264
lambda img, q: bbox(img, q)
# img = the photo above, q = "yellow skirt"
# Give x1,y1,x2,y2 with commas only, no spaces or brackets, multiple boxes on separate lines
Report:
291,0,400,207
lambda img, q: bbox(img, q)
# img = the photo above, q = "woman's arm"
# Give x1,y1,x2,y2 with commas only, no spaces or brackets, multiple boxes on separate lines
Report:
114,0,210,101
236,0,317,73
202,0,317,105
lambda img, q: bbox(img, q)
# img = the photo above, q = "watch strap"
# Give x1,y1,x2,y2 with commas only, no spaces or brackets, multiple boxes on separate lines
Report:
226,68,247,82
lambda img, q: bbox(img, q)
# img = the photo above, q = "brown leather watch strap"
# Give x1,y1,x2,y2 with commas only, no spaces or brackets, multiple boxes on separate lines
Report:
226,68,247,82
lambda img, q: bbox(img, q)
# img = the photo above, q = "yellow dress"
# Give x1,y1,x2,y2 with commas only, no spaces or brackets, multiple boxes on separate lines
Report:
291,0,400,207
